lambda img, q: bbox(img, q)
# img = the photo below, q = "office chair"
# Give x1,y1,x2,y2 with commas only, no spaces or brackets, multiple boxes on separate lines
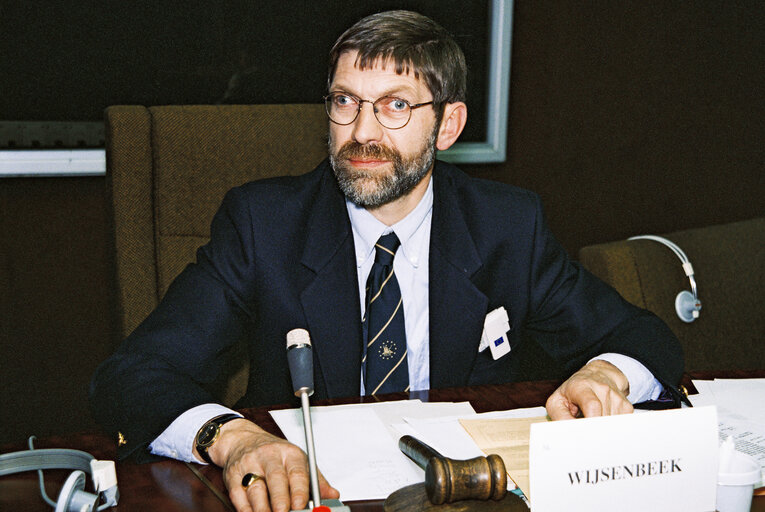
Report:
579,217,765,372
105,104,328,405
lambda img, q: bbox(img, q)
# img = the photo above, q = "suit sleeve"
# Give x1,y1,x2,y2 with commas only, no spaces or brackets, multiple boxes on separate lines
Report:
89,187,257,461
522,196,685,398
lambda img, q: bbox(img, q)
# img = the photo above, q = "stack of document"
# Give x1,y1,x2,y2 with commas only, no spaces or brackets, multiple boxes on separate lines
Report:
271,383,765,505
270,400,547,501
690,378,765,486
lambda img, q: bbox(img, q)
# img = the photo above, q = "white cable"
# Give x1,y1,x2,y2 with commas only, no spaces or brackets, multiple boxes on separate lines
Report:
628,235,688,263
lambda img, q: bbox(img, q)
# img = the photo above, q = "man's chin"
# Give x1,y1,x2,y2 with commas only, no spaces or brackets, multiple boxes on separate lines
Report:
345,180,391,207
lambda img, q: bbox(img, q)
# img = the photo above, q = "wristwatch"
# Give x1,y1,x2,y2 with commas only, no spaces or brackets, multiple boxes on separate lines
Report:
195,413,241,464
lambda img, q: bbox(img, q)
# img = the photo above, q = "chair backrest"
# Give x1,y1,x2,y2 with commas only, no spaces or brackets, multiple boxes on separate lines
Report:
579,218,765,372
106,104,328,404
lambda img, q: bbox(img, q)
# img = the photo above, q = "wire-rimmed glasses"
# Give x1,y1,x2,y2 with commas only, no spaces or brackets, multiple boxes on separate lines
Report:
323,92,434,129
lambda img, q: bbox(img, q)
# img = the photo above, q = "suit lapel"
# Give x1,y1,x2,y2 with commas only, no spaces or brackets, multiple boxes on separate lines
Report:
299,168,362,399
429,168,489,388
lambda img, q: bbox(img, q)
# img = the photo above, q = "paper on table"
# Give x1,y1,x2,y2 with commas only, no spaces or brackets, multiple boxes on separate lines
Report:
459,415,549,499
298,399,475,441
374,400,475,437
714,378,765,385
705,379,765,424
690,380,765,488
269,400,477,501
400,415,485,461
692,378,765,423
270,406,420,500
692,379,715,398
719,419,765,472
401,406,547,462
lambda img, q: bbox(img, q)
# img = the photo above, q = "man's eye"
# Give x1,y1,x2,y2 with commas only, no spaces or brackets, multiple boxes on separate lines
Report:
390,99,408,111
335,95,355,107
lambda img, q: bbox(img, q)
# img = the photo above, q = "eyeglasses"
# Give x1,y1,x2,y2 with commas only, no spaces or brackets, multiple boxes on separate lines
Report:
323,92,434,130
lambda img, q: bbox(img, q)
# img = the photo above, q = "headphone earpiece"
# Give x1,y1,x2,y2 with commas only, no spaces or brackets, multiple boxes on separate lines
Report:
55,471,99,512
628,235,701,323
675,290,702,323
0,439,119,512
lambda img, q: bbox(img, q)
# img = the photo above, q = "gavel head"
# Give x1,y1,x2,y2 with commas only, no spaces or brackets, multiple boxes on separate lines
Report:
424,454,507,505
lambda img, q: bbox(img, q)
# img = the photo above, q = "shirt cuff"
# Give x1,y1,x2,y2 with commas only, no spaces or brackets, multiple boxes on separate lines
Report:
589,353,662,403
149,404,242,463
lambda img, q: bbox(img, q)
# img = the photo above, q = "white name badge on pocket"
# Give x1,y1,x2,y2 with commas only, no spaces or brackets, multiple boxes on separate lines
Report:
479,307,511,360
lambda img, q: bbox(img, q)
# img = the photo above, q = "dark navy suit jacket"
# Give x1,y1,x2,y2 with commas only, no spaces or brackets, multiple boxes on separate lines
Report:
90,159,684,460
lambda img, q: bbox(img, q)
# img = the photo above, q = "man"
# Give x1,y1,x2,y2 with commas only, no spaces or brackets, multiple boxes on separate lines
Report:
90,10,685,512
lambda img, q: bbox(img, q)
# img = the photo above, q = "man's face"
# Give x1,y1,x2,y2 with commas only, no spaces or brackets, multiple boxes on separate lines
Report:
328,51,439,208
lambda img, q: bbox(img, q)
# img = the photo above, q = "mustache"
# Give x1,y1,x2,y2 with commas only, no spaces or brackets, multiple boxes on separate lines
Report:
336,141,398,161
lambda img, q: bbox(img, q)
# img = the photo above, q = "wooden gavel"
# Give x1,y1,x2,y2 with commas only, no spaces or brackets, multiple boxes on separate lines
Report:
398,435,507,505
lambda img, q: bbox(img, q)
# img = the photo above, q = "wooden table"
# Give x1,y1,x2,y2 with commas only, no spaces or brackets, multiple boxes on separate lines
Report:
2,371,763,511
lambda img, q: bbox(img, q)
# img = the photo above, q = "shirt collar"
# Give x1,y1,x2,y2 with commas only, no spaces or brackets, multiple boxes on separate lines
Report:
346,175,434,269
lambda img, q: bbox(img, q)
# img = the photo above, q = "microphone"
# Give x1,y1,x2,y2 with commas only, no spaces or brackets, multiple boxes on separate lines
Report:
287,328,314,396
286,329,351,512
286,329,322,510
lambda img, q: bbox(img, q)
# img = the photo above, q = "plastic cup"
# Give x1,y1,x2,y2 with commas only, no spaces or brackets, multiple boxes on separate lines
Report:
716,450,761,512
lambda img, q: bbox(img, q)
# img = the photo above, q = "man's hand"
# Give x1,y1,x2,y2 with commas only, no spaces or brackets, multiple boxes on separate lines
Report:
546,359,634,420
203,418,340,512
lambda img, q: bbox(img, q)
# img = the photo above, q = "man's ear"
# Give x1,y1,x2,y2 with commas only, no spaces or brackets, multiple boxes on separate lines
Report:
435,102,467,151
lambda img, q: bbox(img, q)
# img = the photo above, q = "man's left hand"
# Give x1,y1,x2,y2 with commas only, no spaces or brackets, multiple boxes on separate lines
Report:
546,359,633,420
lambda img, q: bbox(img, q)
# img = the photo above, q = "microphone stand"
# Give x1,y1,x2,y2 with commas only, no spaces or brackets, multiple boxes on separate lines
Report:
286,328,349,512
299,388,321,509
292,388,350,512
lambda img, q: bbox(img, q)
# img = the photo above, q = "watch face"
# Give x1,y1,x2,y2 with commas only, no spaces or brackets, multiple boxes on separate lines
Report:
197,422,219,448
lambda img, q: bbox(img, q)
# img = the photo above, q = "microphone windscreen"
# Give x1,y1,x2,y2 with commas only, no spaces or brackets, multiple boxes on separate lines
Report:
286,329,314,395
286,328,311,349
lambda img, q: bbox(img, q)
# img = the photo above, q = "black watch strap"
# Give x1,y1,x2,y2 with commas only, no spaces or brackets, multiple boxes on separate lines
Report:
195,413,242,465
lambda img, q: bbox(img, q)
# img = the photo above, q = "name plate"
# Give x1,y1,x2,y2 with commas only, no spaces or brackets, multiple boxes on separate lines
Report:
529,406,718,511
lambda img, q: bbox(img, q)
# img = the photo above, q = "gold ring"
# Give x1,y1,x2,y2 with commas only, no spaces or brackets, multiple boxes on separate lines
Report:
241,472,263,489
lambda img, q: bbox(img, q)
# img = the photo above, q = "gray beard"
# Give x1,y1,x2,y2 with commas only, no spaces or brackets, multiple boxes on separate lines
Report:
329,130,437,208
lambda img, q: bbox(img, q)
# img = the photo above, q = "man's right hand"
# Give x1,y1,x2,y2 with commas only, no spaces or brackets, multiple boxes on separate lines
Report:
201,418,340,512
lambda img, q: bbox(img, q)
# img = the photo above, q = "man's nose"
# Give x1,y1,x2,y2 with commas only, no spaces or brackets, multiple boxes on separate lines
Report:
352,102,384,145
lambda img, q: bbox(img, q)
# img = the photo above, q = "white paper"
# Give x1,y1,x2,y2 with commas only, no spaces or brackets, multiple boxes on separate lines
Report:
402,415,485,460
270,406,419,500
703,379,765,424
529,406,719,512
269,400,476,501
691,378,765,485
403,406,547,461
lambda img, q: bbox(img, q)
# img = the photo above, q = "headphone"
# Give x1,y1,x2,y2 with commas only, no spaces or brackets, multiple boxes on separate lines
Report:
0,437,119,512
628,235,702,323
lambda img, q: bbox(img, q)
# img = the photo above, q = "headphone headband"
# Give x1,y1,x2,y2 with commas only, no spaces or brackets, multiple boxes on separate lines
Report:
0,448,94,475
0,446,119,511
628,235,702,323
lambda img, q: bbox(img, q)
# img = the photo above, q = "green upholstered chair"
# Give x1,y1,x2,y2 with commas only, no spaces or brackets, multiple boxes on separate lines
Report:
105,104,328,405
579,218,765,372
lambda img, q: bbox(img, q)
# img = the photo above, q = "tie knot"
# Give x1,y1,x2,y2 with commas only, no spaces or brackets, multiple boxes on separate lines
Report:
374,232,400,266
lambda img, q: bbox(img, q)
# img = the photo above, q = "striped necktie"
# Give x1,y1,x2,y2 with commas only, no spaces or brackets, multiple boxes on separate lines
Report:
362,232,409,395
